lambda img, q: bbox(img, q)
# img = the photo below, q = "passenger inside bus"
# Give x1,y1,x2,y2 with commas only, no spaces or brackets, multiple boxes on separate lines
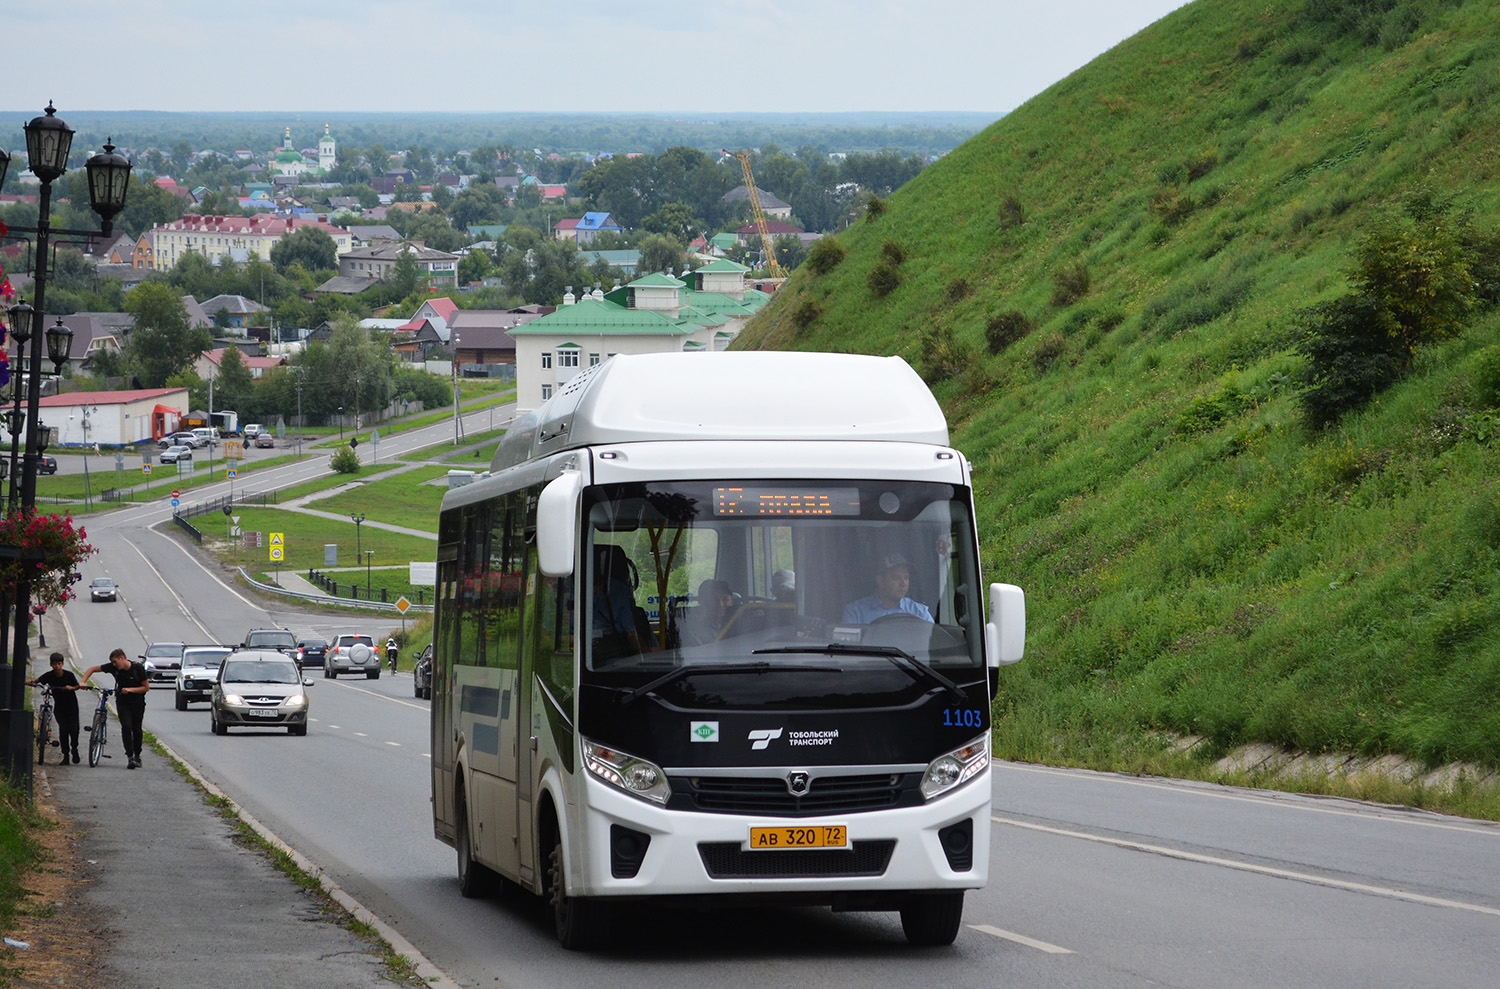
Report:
679,579,736,646
591,544,655,660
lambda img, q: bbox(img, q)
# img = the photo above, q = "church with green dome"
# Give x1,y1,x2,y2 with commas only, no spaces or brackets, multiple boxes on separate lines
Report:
269,124,336,178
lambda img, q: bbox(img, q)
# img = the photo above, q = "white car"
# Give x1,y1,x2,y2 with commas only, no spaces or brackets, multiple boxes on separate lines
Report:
243,423,264,439
159,445,194,464
175,645,233,710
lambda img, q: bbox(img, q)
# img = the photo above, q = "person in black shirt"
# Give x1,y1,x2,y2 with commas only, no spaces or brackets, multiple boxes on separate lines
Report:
80,648,151,769
27,652,81,764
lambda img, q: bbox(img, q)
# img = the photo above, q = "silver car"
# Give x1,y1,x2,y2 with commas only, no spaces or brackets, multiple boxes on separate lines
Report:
140,641,186,688
159,444,193,464
325,634,379,679
211,651,312,736
175,645,233,710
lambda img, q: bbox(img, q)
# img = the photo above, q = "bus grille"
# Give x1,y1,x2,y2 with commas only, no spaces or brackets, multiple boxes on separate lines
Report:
669,773,918,816
697,840,896,879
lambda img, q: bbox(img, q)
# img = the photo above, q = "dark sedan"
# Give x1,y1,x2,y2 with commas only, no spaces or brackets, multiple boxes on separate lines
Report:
295,637,328,668
38,455,58,475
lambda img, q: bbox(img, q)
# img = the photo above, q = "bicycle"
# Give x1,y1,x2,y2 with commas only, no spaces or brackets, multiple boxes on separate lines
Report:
34,684,57,765
82,686,116,767
387,645,398,674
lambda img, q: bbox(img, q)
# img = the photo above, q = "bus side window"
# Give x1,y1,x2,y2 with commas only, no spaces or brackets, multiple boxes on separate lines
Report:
483,494,527,671
457,504,488,667
527,569,574,710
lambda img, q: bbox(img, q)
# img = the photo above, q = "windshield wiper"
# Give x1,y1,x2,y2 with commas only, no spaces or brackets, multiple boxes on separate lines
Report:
619,662,841,707
754,644,970,702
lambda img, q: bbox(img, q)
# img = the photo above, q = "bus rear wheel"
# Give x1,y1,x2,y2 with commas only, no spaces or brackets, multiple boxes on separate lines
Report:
899,891,965,946
456,791,497,898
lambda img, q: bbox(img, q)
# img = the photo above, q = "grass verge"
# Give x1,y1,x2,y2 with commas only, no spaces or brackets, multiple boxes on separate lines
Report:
0,780,44,985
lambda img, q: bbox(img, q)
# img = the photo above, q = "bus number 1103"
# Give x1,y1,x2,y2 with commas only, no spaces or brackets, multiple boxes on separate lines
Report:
943,708,984,728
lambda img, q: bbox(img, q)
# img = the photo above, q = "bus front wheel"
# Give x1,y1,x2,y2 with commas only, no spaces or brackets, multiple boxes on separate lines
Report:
900,891,965,946
548,840,606,950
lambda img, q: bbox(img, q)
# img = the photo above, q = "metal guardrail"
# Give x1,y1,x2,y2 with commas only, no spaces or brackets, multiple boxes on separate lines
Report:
236,567,434,613
172,513,203,544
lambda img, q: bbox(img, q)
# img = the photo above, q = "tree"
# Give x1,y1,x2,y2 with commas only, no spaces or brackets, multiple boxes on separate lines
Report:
270,226,339,274
458,249,494,285
637,233,685,276
642,202,700,243
772,235,807,272
213,345,256,412
125,283,211,387
449,184,507,229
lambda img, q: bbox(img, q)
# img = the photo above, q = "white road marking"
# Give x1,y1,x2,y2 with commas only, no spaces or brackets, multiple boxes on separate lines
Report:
968,924,1074,954
354,732,368,737
149,525,261,610
992,814,1500,918
121,539,216,639
1000,763,1500,838
385,741,401,747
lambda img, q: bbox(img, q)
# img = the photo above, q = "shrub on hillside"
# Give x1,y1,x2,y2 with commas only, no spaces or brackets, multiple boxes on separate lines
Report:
1296,294,1408,427
790,297,822,330
917,324,974,383
803,237,847,276
1472,346,1500,408
864,195,887,222
1187,148,1219,181
1051,261,1091,307
1175,377,1250,434
1032,332,1067,372
998,194,1026,229
946,277,972,303
985,310,1035,352
331,446,362,474
880,239,907,265
868,259,902,297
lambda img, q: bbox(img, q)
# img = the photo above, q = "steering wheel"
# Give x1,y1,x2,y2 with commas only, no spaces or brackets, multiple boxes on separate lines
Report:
870,612,929,626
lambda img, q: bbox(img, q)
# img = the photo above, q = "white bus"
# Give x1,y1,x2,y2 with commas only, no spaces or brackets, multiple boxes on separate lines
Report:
430,351,1024,949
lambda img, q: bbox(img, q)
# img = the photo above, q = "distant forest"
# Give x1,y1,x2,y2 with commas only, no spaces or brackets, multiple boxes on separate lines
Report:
0,111,997,160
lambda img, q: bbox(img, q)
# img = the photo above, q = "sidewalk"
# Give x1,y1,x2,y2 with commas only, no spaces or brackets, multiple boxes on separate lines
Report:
15,610,455,988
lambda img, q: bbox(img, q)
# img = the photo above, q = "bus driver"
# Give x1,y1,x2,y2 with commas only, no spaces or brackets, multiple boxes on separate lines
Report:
842,554,934,624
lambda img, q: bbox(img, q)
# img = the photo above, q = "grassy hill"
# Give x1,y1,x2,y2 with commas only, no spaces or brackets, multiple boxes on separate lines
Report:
737,0,1500,810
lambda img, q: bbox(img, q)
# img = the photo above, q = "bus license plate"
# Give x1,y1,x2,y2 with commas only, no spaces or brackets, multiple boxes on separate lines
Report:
748,825,847,850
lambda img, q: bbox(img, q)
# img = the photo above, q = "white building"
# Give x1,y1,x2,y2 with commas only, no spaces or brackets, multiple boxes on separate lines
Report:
35,388,190,448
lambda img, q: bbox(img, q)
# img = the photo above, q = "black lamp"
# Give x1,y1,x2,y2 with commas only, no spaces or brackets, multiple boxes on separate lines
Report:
84,140,133,237
44,319,73,372
0,147,10,190
8,304,34,346
24,102,73,184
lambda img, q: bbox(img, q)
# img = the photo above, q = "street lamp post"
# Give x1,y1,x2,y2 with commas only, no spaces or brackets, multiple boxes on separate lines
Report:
364,549,373,598
294,368,304,457
338,406,344,441
1,103,132,792
350,512,365,587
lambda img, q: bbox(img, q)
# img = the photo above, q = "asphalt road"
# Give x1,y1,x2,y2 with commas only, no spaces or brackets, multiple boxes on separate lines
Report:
52,405,1500,988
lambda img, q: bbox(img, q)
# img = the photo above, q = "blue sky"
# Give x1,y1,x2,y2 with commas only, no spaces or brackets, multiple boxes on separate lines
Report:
17,0,1190,115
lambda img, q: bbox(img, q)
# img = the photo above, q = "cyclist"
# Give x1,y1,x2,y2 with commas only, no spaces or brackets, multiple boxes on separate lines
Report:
27,652,81,764
386,637,399,673
80,648,151,770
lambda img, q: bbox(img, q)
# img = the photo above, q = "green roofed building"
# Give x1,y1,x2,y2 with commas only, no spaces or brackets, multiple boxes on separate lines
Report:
509,263,771,409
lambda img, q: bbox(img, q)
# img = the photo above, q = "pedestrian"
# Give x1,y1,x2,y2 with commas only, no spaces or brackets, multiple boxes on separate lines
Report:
27,652,81,764
79,647,151,769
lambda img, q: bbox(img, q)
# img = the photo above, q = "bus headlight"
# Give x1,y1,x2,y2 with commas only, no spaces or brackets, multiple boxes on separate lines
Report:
583,738,672,806
921,736,989,800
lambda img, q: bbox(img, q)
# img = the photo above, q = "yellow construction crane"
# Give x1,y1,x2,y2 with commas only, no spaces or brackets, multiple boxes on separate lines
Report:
728,150,786,279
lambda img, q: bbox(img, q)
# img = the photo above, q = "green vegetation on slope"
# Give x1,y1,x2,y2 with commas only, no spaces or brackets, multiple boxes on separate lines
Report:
739,0,1500,776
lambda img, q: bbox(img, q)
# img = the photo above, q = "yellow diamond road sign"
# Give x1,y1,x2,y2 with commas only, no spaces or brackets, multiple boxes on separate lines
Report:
396,596,412,614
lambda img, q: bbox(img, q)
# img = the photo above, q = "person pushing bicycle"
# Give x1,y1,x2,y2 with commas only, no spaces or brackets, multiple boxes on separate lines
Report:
27,652,81,764
80,648,151,770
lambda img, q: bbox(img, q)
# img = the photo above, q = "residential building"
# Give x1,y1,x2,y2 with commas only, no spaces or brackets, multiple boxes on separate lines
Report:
734,219,805,244
449,308,553,365
193,347,288,382
509,260,768,408
722,185,793,219
147,214,353,271
329,241,460,288
198,295,270,330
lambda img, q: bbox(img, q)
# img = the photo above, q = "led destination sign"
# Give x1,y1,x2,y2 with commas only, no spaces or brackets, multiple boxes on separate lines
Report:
713,486,860,517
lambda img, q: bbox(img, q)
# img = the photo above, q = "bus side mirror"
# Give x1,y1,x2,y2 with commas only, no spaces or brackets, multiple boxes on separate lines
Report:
985,583,1025,669
537,469,582,576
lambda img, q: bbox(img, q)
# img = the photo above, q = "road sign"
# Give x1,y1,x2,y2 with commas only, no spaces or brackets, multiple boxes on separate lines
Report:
270,546,283,562
270,532,284,546
395,596,412,614
231,515,240,525
172,489,180,497
230,526,241,537
227,468,238,479
142,464,152,476
171,497,180,508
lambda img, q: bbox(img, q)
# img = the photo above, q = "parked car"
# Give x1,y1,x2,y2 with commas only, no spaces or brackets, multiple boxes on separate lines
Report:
243,423,264,439
191,427,220,447
157,431,201,449
211,650,312,736
255,432,275,448
175,645,233,710
37,455,58,475
412,644,432,699
89,577,117,602
295,637,328,669
325,633,379,679
241,628,298,654
140,641,186,688
159,445,193,464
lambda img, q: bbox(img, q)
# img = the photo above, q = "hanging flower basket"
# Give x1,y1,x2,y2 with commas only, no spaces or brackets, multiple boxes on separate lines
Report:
0,509,97,611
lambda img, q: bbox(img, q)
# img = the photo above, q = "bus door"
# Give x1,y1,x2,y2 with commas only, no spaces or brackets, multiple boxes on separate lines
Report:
432,546,459,840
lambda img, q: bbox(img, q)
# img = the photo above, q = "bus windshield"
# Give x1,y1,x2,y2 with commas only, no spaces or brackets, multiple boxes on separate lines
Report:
581,479,985,694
